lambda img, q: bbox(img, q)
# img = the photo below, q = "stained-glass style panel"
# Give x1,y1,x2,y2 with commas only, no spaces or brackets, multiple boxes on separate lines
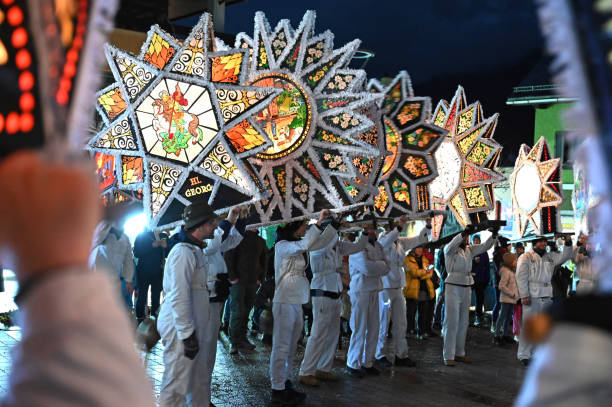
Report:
143,33,176,69
216,87,271,124
111,50,155,102
95,153,116,190
172,29,206,76
149,162,182,217
381,120,399,177
135,80,219,164
200,142,250,190
92,117,138,151
252,74,311,159
402,154,431,179
98,87,127,121
210,53,243,83
401,126,441,150
224,120,267,154
430,140,461,201
122,156,144,185
374,185,389,214
463,185,488,209
391,177,411,206
466,141,493,166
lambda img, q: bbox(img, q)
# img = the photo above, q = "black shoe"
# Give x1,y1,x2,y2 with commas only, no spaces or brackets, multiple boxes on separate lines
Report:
284,381,306,402
520,359,530,367
375,357,392,367
270,389,298,406
394,357,416,367
238,340,256,350
229,344,238,355
344,366,365,378
361,366,381,376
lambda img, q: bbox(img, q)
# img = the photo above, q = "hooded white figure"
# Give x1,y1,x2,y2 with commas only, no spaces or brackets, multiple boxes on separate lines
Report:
88,220,134,302
376,223,431,365
442,231,496,363
201,216,243,404
515,237,572,363
298,232,367,383
346,221,391,374
574,238,595,294
269,212,336,405
157,203,228,407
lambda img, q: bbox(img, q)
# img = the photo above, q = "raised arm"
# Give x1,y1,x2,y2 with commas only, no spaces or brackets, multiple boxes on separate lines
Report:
398,226,431,253
352,249,390,277
378,228,400,251
337,235,368,256
444,233,465,257
551,239,573,267
470,235,496,257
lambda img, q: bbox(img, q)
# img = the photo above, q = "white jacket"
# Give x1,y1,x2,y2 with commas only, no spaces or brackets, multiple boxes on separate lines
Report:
310,234,367,292
444,233,495,286
273,225,337,304
204,225,243,297
516,245,572,299
3,271,154,406
574,247,595,292
158,242,209,340
88,227,134,285
380,227,431,289
348,238,391,294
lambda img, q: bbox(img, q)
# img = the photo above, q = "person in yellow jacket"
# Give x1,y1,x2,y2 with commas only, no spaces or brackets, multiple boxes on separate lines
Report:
404,246,436,339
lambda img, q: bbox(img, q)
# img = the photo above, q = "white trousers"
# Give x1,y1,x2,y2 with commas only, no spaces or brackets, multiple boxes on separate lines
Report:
376,288,409,360
158,292,210,407
517,296,551,360
203,301,223,402
270,302,303,390
442,284,470,361
299,296,341,376
347,290,379,370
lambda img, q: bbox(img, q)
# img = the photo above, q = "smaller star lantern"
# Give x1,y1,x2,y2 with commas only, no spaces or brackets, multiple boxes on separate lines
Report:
511,137,563,237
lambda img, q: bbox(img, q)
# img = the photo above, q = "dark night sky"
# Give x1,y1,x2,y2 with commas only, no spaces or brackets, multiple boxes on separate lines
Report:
221,0,547,166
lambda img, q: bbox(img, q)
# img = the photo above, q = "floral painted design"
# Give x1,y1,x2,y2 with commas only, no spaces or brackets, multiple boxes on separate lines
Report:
463,185,487,209
317,98,349,111
325,74,354,92
325,113,360,130
272,31,287,57
257,40,268,69
322,152,347,172
293,174,309,203
457,107,475,134
402,127,436,149
305,41,325,66
462,164,491,183
403,155,430,178
315,128,348,145
466,141,492,166
374,185,389,212
352,157,374,177
391,178,410,203
383,82,402,112
357,125,378,146
305,57,338,88
273,167,286,199
396,102,421,126
301,155,321,179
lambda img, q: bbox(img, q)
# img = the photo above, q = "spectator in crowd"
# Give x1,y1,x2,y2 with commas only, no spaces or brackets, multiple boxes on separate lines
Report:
225,229,268,354
404,245,436,340
471,235,491,327
133,230,168,324
493,253,519,345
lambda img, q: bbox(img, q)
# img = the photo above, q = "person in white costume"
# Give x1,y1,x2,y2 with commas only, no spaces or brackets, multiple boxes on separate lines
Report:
375,217,432,367
574,235,595,294
298,219,368,387
157,202,235,406
442,226,497,366
345,217,391,378
270,210,337,406
202,206,244,407
515,235,572,365
0,151,154,407
88,219,135,305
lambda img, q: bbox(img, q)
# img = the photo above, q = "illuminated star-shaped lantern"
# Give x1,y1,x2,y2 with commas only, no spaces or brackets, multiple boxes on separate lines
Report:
511,137,563,237
232,10,382,227
87,14,282,229
355,71,447,218
428,86,505,237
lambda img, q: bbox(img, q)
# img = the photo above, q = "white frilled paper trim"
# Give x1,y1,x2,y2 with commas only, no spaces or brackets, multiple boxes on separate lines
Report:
235,10,383,229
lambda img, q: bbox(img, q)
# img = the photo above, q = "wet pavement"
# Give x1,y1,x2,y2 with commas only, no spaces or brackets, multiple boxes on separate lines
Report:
0,295,525,406
146,318,524,407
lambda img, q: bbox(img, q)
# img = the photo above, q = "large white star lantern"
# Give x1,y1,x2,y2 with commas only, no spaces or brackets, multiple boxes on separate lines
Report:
87,14,282,229
232,10,382,227
428,86,505,237
511,137,563,237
